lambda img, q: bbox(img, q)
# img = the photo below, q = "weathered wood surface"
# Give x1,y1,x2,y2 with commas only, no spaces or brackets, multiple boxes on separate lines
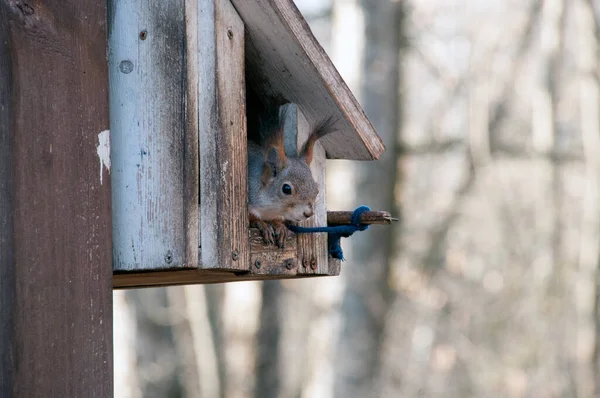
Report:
249,228,298,276
0,3,13,392
199,0,249,270
109,0,199,271
231,0,385,160
0,1,113,395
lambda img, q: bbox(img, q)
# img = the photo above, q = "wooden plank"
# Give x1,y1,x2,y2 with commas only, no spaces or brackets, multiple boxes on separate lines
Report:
199,0,249,270
185,0,200,272
114,269,328,289
249,229,298,276
230,0,385,160
0,1,113,395
108,0,198,271
0,4,13,392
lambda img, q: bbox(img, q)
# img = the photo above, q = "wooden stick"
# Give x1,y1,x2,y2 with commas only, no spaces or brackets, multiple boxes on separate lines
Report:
327,211,398,226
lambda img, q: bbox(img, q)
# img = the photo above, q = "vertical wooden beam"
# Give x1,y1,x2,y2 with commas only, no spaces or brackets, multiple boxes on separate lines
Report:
283,105,330,274
0,1,113,396
199,0,248,270
109,0,198,272
0,3,14,393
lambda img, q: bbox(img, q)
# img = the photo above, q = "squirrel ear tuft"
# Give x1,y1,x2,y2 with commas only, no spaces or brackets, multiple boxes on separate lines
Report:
300,116,337,165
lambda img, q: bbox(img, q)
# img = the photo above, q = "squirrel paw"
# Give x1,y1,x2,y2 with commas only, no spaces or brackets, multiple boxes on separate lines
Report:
272,221,288,249
254,220,276,246
252,219,288,248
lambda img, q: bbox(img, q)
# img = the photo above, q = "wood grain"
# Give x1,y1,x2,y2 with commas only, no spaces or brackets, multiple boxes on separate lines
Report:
109,0,198,271
231,0,385,160
0,1,112,395
249,228,298,276
199,0,249,270
0,3,13,392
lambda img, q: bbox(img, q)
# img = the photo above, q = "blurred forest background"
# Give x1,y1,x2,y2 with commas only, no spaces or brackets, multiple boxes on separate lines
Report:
114,0,600,396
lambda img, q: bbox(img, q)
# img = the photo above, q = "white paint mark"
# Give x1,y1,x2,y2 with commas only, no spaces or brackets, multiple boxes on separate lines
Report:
97,130,111,185
221,160,229,182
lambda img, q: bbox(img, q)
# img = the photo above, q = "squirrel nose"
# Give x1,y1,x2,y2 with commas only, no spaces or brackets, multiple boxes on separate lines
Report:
303,210,314,218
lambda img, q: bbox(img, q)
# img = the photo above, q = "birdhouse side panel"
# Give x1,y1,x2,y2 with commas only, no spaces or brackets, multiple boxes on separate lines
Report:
109,0,198,271
198,0,249,271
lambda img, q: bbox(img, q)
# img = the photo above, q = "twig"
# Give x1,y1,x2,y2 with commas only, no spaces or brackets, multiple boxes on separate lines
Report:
326,211,398,226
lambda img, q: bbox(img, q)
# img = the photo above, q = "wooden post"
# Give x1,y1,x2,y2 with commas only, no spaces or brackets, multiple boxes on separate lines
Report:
0,2,113,396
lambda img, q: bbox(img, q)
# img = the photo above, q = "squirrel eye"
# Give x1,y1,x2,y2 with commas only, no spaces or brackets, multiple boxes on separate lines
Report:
282,183,292,195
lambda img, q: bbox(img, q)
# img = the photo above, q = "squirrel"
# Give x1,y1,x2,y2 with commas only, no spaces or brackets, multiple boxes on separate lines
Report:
247,105,336,248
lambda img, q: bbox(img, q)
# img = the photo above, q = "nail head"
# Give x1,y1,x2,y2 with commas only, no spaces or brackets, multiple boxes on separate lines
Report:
285,259,295,270
119,60,134,74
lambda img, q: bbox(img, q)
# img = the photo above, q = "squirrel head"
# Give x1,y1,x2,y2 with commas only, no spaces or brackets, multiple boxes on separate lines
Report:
251,107,337,223
259,143,319,223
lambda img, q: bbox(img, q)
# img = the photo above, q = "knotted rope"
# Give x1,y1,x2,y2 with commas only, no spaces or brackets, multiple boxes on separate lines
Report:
287,206,371,261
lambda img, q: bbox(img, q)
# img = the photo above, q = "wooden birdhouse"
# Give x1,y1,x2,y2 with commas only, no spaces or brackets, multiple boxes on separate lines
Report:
110,0,385,288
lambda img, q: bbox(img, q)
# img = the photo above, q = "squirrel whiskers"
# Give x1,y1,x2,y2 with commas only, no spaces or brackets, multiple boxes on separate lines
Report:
247,106,336,247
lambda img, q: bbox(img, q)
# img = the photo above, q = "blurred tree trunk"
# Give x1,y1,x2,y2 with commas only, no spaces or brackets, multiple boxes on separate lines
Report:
183,285,222,398
332,0,402,397
128,288,182,398
221,282,262,398
166,287,202,396
205,284,227,398
576,0,600,395
114,290,142,398
531,0,566,393
254,281,282,398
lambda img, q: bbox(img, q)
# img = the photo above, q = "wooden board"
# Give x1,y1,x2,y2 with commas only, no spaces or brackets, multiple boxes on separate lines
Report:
114,270,326,289
0,4,11,391
231,0,385,160
0,1,113,395
198,0,249,270
108,0,199,271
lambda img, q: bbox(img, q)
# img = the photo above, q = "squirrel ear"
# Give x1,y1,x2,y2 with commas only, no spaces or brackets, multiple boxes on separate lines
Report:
262,147,288,184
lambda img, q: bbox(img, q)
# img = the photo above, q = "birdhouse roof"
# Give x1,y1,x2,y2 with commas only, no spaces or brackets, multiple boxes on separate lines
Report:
231,0,385,160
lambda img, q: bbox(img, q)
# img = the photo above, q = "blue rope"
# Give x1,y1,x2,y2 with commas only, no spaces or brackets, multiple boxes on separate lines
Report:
287,206,371,261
